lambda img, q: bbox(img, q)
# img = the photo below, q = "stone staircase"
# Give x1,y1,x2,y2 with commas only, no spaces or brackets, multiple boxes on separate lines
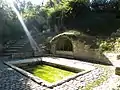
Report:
2,37,29,58
2,31,56,59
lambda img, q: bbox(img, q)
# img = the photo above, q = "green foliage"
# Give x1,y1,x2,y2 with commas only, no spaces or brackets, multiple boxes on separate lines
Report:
113,38,120,52
98,39,115,52
97,37,120,52
44,0,89,31
2,0,119,51
0,0,90,43
0,1,26,44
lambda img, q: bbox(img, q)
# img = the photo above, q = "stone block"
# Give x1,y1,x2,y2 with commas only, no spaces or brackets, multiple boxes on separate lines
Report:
117,55,120,60
115,67,120,75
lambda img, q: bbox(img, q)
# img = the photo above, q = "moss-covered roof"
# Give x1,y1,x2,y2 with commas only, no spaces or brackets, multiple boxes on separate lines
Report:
50,30,96,43
50,30,86,42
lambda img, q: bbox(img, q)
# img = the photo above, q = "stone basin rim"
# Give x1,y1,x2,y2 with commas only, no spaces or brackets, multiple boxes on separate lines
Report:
3,57,96,88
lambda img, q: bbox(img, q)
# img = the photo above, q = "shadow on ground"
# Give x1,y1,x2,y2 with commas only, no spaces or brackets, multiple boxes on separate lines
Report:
0,61,42,90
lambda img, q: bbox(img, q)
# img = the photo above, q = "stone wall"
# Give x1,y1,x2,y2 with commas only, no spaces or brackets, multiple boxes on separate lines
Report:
50,34,112,65
73,40,111,64
56,51,73,56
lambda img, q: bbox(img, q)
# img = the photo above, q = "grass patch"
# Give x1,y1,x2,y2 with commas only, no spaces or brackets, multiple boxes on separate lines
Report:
20,64,76,83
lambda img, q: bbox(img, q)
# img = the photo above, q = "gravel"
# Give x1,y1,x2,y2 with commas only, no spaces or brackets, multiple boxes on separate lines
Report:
1,57,120,90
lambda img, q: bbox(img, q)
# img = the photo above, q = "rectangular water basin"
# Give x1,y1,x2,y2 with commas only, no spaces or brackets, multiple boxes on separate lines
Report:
4,57,95,88
17,63,82,83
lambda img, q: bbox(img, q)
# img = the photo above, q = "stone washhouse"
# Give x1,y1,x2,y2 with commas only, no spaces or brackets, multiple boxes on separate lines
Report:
50,31,112,65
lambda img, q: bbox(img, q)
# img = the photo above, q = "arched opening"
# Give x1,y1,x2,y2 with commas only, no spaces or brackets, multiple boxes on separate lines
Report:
56,37,73,51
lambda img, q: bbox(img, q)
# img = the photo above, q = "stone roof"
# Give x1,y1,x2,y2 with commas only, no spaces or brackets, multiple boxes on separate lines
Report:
50,30,91,42
50,30,97,46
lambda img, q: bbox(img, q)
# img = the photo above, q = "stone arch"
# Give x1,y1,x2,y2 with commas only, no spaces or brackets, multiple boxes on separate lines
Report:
55,37,73,51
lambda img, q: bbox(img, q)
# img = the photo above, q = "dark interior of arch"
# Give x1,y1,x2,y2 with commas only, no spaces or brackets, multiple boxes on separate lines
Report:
56,37,73,51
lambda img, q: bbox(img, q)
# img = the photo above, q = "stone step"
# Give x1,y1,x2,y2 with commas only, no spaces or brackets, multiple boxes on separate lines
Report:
16,40,28,43
0,56,10,60
4,42,27,50
15,43,27,45
3,52,20,55
2,52,24,57
115,67,120,76
15,42,27,45
2,52,34,59
9,47,23,49
2,53,12,56
12,45,25,47
12,42,27,46
4,49,18,53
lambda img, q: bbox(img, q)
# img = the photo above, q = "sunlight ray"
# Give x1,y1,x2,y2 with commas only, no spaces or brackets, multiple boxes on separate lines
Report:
6,0,41,53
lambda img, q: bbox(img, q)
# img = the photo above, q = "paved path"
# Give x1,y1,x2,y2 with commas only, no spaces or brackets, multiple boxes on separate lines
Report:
104,52,120,67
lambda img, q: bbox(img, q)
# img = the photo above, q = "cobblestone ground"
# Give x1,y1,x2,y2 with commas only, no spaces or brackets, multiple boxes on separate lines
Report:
52,68,102,90
93,75,120,90
0,57,120,90
0,60,48,90
92,52,120,90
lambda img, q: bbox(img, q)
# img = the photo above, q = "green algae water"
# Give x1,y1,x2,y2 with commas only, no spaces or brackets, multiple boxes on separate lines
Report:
20,64,77,83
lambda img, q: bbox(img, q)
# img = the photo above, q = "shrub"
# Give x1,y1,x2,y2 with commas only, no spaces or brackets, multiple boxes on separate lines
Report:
98,38,115,52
